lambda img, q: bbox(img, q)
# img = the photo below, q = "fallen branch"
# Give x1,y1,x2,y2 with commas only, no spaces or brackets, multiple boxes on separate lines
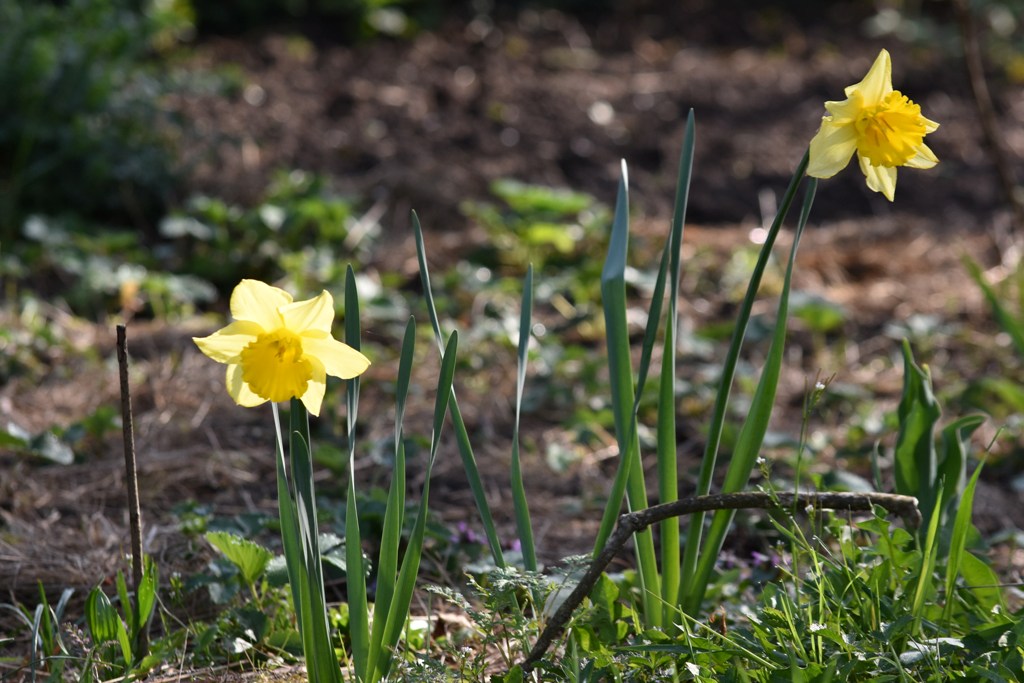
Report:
520,490,920,674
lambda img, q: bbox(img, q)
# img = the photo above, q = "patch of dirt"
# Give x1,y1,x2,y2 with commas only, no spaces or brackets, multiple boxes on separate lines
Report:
3,3,1024,677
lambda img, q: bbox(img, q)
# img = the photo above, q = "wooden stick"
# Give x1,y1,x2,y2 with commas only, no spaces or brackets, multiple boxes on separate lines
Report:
116,324,148,660
519,490,919,674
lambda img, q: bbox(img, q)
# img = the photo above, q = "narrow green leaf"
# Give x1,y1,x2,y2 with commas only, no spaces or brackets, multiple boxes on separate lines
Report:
511,265,537,571
272,403,307,640
344,267,369,682
372,331,458,682
894,340,941,528
684,177,816,614
912,489,944,628
116,570,133,637
657,109,694,619
289,399,342,683
959,549,1005,613
594,160,661,626
367,317,415,679
134,556,157,659
34,582,53,657
28,602,44,677
345,475,368,681
680,150,810,608
943,462,983,623
414,212,505,568
593,162,637,556
938,414,984,511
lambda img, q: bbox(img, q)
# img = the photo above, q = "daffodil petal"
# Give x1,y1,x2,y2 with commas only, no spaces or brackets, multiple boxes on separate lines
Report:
904,143,938,169
227,364,267,407
300,371,327,416
807,119,858,178
193,321,263,363
923,116,939,134
302,335,371,380
823,93,861,123
846,49,892,105
858,155,898,201
280,290,335,334
231,279,290,330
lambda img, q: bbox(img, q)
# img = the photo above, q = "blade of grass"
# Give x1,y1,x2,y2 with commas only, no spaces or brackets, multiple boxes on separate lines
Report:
680,150,810,610
511,265,537,571
683,178,816,615
372,331,459,682
657,109,695,619
596,160,661,625
413,212,505,568
344,268,369,681
943,462,983,623
911,487,944,631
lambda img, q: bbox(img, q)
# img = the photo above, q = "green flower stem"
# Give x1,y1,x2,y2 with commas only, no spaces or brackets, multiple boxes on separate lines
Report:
679,149,810,612
344,268,370,682
272,400,341,683
682,177,816,614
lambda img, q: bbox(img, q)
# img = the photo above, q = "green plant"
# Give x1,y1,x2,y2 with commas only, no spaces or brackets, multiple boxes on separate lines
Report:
161,172,360,294
0,583,75,680
0,0,180,237
892,340,986,536
343,270,461,683
81,557,158,680
396,567,552,681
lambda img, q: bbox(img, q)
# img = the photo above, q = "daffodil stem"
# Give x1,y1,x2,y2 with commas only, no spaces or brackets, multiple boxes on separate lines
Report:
272,400,342,683
679,149,810,609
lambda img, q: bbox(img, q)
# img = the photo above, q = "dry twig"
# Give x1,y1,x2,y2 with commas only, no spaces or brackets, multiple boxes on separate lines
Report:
519,490,920,674
117,324,148,660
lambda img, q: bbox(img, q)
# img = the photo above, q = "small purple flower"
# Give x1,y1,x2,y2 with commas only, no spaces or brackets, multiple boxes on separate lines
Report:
450,521,484,545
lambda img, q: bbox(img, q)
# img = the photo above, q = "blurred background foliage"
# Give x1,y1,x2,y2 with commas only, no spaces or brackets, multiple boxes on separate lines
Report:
0,0,186,239
1,0,1023,320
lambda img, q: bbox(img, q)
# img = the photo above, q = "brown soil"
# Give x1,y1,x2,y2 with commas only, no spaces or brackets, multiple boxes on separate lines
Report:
3,3,1024,679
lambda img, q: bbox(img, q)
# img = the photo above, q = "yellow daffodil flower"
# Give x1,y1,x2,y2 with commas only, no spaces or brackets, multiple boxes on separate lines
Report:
193,279,370,416
808,49,939,201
